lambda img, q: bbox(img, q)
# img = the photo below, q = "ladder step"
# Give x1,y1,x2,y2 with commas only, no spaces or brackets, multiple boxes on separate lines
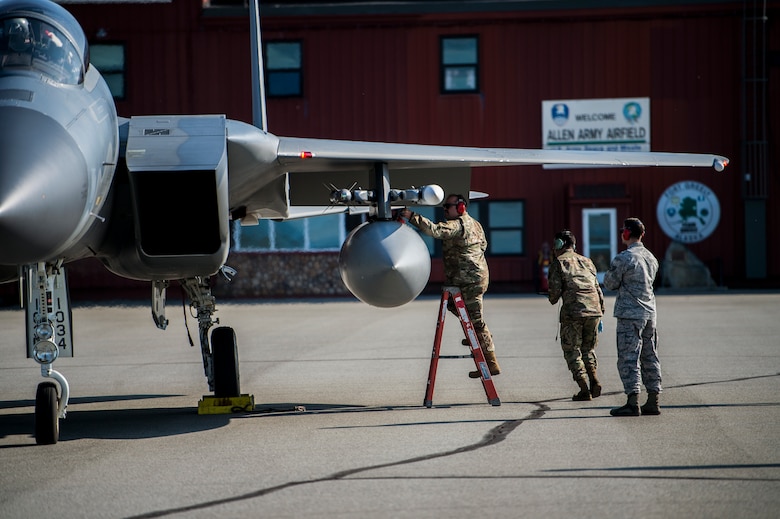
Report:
439,354,473,359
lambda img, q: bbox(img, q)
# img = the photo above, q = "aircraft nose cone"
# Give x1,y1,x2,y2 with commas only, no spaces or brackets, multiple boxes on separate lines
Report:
0,106,88,264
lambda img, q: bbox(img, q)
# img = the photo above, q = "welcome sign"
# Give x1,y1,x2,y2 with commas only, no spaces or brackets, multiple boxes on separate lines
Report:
542,97,651,158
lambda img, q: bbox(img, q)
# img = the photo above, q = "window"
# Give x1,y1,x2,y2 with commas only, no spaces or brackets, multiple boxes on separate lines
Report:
232,200,524,256
480,200,524,255
410,200,524,257
264,41,302,97
90,43,125,99
232,213,346,251
440,36,478,94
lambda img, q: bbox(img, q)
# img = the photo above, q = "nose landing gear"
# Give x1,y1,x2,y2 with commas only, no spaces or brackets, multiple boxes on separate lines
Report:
24,262,73,445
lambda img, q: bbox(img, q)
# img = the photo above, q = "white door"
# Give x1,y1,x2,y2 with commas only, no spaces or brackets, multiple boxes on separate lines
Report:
581,208,617,284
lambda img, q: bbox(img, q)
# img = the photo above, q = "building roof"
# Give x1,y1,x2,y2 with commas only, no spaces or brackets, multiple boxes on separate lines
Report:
198,0,740,18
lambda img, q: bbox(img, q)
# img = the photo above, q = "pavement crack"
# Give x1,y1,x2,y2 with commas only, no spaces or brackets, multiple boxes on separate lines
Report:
125,403,549,518
331,402,548,479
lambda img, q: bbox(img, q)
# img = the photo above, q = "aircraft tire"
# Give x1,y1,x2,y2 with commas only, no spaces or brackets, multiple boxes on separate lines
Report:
35,381,59,445
212,326,240,398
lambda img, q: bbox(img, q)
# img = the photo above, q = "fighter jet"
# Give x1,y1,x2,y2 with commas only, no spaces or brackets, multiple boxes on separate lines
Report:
0,0,729,444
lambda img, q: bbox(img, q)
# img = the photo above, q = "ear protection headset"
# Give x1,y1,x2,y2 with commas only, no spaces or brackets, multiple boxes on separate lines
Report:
553,230,574,250
456,199,466,215
622,218,645,241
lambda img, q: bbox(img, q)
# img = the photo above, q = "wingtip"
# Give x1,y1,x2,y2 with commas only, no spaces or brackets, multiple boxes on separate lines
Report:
713,157,729,172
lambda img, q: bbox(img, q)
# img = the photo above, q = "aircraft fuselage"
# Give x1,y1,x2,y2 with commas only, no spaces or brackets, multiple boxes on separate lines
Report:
0,0,118,272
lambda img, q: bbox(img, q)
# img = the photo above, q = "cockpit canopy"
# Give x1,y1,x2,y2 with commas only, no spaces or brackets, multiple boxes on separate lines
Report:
0,0,87,85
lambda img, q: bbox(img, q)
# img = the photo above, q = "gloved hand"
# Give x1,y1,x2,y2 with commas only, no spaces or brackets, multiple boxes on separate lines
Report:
598,320,603,333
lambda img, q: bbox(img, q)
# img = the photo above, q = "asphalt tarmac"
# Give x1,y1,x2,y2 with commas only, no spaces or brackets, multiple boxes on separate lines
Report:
1,291,779,518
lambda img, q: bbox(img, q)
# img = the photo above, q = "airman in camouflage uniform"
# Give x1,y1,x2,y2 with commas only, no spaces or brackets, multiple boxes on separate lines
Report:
401,195,500,378
547,230,605,401
603,217,662,416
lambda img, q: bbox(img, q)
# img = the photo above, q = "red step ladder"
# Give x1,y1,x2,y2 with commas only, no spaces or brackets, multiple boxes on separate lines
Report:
424,286,501,408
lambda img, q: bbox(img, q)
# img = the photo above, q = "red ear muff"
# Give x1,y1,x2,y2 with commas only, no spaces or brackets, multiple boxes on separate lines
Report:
622,229,632,241
456,201,466,215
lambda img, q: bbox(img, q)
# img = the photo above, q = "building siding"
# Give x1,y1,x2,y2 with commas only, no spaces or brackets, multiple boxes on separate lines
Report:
1,0,773,303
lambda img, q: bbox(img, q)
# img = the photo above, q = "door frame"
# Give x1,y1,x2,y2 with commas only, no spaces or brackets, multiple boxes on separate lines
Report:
581,207,617,283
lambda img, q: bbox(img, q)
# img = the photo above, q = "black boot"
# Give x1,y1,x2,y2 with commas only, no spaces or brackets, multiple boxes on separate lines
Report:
572,378,592,401
610,393,640,416
641,391,661,415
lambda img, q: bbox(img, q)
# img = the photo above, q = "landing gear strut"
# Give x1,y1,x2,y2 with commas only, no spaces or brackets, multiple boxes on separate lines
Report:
156,274,241,398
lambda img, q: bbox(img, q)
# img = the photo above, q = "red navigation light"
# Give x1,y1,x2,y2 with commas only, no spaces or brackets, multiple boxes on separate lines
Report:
299,151,313,159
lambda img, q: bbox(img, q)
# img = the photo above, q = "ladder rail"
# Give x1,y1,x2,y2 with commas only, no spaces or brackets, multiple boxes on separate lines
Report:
424,286,500,407
423,289,450,407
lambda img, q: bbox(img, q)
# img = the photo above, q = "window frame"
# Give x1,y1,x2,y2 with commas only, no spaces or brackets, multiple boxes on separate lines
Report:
440,35,479,94
264,39,303,98
581,207,618,284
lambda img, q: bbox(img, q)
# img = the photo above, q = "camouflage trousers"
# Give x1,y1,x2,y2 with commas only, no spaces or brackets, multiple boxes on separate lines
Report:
615,318,662,394
559,316,599,381
448,282,494,352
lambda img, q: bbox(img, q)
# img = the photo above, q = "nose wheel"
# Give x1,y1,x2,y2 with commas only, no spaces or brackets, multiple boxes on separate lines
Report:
35,381,59,445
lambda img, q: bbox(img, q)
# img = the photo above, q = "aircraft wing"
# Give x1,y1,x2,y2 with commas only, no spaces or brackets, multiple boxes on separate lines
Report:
225,119,728,221
276,136,728,171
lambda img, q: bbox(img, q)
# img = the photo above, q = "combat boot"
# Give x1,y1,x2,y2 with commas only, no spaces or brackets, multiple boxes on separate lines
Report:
469,350,501,378
572,378,592,401
641,391,661,415
610,393,640,416
587,368,601,398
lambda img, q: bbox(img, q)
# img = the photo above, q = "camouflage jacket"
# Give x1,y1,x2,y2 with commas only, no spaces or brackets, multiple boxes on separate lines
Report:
603,242,659,319
547,249,604,320
408,212,488,286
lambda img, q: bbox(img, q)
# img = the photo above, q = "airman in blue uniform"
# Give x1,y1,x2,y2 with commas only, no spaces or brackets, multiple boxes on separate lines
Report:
604,218,661,416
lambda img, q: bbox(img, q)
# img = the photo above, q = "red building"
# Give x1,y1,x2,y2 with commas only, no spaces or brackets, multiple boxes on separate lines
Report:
3,0,777,303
